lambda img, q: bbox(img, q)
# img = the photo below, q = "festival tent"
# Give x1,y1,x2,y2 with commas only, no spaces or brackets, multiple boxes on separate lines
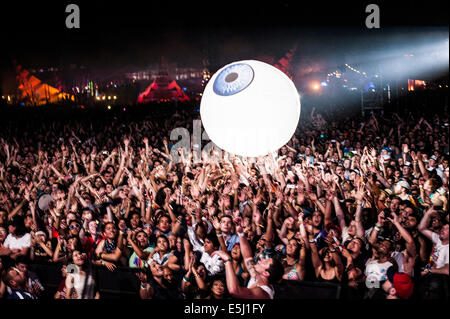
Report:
137,70,190,103
16,64,74,105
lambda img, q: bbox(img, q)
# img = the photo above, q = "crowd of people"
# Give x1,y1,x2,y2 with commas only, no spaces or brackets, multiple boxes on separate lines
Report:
0,101,448,300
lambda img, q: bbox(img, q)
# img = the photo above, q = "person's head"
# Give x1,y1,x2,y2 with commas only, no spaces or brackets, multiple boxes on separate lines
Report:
135,230,149,248
394,181,410,195
286,239,300,258
312,211,323,228
8,215,27,237
424,178,439,194
68,219,82,236
254,256,284,285
128,211,141,229
346,237,364,256
3,267,26,289
382,270,414,299
210,276,227,298
219,215,233,234
149,261,164,278
156,235,169,253
319,247,334,265
0,210,7,226
71,249,87,267
195,222,207,240
389,197,401,213
103,222,117,240
403,213,419,231
162,266,174,283
156,215,171,233
231,243,242,260
377,239,393,258
439,223,449,243
15,256,30,275
204,232,219,255
0,226,7,243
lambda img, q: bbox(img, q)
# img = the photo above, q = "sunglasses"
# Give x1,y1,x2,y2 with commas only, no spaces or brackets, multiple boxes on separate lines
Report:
69,224,81,230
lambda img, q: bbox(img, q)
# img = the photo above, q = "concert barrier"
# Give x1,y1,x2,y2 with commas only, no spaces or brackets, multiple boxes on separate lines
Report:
28,262,342,299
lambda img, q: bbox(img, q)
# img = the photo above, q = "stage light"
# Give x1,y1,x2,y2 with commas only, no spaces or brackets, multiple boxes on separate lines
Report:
107,105,111,110
123,107,126,111
102,96,106,100
113,96,117,100
312,83,320,90
320,81,328,87
108,96,111,100
200,60,301,158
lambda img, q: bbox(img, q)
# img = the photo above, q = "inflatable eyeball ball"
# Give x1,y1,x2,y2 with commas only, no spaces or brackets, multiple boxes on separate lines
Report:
200,60,301,158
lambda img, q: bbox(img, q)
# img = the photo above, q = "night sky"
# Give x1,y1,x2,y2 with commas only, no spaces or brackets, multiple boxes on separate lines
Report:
1,1,448,84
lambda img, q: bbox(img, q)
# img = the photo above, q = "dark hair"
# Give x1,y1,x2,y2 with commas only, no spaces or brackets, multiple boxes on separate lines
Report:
266,257,284,284
205,232,220,249
9,215,27,237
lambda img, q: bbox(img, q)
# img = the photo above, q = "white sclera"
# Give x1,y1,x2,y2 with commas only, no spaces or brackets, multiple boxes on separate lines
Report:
200,60,301,158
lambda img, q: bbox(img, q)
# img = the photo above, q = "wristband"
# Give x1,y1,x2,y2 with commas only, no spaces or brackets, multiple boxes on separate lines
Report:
183,276,190,283
140,283,147,289
238,232,245,238
217,233,223,238
101,260,105,265
308,238,316,243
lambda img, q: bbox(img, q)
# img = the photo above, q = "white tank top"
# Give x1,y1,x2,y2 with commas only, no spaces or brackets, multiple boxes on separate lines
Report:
247,277,275,299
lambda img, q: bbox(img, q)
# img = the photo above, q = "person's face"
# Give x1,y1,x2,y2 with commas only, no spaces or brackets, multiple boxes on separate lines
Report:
66,213,76,225
255,257,273,278
211,280,225,297
347,238,362,254
0,226,7,242
157,217,170,232
203,238,215,254
0,211,7,225
439,224,449,242
220,217,233,233
8,224,16,235
343,159,351,169
168,235,176,249
130,214,140,228
163,267,174,283
72,250,86,266
404,215,418,230
335,166,343,175
150,261,164,277
196,265,206,279
402,166,411,176
231,244,241,260
157,237,168,251
69,222,81,235
104,223,117,239
16,262,28,275
390,199,400,212
8,268,25,288
377,240,392,256
312,211,323,227
286,239,299,256
136,232,149,247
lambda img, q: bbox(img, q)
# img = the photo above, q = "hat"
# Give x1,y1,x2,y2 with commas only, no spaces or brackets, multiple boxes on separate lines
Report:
386,267,414,299
393,273,415,299
384,189,393,196
396,180,410,190
381,147,392,153
403,161,412,167
430,155,438,161
34,231,46,238
325,223,342,237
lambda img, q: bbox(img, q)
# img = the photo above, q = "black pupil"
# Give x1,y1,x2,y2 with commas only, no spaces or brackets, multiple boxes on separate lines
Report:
225,72,238,83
